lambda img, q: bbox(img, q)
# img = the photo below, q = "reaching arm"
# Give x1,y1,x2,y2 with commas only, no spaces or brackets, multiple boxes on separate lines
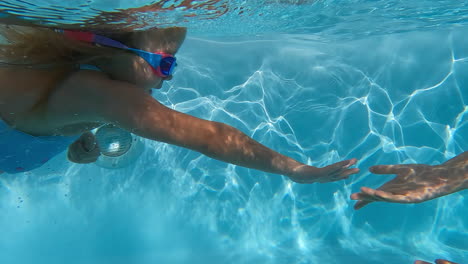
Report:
50,71,359,182
351,151,468,209
125,107,357,182
104,79,358,182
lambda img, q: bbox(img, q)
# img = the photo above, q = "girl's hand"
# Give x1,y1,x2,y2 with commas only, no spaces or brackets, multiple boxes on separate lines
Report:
288,158,359,183
67,132,101,164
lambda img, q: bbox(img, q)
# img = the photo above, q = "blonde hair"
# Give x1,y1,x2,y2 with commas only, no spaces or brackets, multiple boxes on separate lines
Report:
0,25,127,68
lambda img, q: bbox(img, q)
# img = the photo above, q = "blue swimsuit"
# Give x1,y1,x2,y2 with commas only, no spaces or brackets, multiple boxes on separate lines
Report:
0,64,99,174
1,7,121,175
0,120,79,174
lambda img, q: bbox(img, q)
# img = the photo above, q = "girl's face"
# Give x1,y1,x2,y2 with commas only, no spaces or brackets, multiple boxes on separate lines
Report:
154,75,172,89
96,27,187,91
138,27,186,91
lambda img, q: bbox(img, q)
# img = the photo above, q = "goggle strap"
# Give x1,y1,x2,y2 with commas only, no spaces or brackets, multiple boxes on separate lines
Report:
94,34,130,50
63,30,130,50
62,30,174,77
63,30,95,43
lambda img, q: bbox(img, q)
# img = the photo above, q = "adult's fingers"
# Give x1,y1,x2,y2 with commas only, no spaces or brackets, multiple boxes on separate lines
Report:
350,191,376,201
435,259,459,264
350,190,378,210
360,187,410,202
369,165,412,175
361,187,416,203
353,199,372,210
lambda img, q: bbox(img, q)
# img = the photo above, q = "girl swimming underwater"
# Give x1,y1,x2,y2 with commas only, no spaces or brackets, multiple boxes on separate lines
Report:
0,14,359,183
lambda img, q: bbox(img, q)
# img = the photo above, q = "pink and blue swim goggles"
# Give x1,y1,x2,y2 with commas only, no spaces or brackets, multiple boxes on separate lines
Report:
61,30,177,78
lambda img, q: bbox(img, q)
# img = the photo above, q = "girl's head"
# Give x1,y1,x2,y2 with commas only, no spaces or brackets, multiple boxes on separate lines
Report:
0,25,187,91
91,27,187,91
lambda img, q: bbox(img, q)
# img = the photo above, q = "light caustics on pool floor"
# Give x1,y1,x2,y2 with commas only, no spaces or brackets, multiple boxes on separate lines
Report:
0,26,466,264
0,1,467,264
152,29,467,263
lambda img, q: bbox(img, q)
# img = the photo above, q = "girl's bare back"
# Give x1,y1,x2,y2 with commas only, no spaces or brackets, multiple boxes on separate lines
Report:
0,67,74,135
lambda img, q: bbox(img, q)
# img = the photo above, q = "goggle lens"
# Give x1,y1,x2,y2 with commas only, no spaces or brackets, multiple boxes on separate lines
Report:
160,57,176,76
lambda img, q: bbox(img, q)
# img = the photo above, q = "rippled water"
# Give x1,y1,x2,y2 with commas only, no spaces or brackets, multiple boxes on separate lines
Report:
0,1,467,264
2,1,468,37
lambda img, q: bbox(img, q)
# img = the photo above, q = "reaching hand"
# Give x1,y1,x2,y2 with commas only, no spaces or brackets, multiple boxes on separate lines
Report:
351,155,468,209
288,158,359,183
414,259,460,264
67,132,101,164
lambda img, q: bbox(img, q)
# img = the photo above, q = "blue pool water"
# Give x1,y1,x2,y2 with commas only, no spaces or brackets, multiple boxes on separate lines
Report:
0,1,467,264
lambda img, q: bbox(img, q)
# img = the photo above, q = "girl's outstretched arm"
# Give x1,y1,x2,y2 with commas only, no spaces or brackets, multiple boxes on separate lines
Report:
49,71,359,183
